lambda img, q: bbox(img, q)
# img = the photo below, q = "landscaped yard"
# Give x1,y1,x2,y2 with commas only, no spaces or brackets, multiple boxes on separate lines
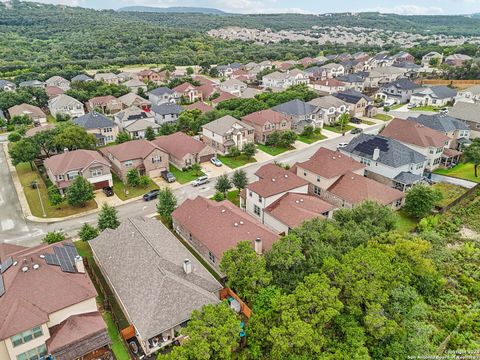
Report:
257,143,294,155
297,132,327,144
411,105,442,112
47,115,56,123
16,162,97,218
169,165,205,184
324,124,355,133
211,189,241,207
373,114,393,121
390,103,404,110
361,119,376,125
395,209,418,233
112,173,158,201
217,154,256,169
432,182,467,208
434,163,480,183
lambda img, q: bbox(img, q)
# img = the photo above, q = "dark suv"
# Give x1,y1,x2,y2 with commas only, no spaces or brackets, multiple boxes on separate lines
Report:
143,189,160,201
102,186,114,197
162,171,176,183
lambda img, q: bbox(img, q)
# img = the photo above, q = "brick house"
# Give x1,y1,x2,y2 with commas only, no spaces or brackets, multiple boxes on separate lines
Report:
241,109,292,144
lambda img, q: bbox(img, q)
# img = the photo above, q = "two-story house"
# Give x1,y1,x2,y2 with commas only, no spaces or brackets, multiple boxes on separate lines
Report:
173,83,203,103
86,95,124,115
219,79,248,96
123,79,148,94
0,241,111,360
444,54,472,67
0,79,16,92
48,94,85,119
44,149,113,193
410,86,457,107
118,93,151,110
94,72,119,85
334,90,374,117
309,78,346,94
361,67,406,89
72,111,119,146
308,96,349,126
261,71,287,89
45,76,71,91
272,99,322,133
336,74,365,92
114,105,156,131
376,78,422,104
393,51,415,64
380,118,451,171
136,69,163,83
147,87,180,105
421,52,443,66
151,102,183,125
304,66,328,81
455,85,480,105
320,63,345,78
340,134,427,191
8,103,47,125
100,139,168,181
448,102,480,138
241,109,292,144
201,115,254,154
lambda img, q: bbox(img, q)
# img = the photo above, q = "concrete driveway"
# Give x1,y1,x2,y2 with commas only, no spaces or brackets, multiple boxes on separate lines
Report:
202,161,228,177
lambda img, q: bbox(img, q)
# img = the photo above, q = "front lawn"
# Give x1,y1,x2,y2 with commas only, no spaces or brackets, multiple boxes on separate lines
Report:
432,182,467,208
395,209,418,233
47,115,56,123
16,162,97,218
434,163,480,183
373,114,393,121
256,143,293,156
297,132,327,144
217,154,256,169
112,173,158,201
411,105,442,112
361,119,376,125
169,165,205,184
324,124,355,133
390,103,404,110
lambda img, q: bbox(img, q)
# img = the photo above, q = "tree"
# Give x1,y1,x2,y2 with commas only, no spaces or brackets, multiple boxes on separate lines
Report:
43,231,65,244
47,185,63,207
278,131,297,148
227,145,241,157
189,163,201,176
66,176,94,207
232,169,248,190
157,187,177,225
145,126,156,141
212,191,224,202
463,138,480,177
78,223,99,241
116,132,131,144
33,129,57,157
9,138,40,170
338,113,350,130
215,174,232,197
54,124,96,150
158,302,241,360
8,132,22,142
404,184,443,218
126,168,140,187
220,241,272,305
186,66,194,75
138,175,150,188
97,203,120,231
301,125,314,137
56,112,71,122
10,115,32,126
243,142,257,158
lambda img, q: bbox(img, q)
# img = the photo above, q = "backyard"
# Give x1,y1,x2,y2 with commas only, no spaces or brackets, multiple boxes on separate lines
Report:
373,114,393,121
256,143,294,156
432,182,467,208
112,173,158,201
170,165,205,184
395,209,418,233
218,154,256,169
434,163,480,183
16,162,97,218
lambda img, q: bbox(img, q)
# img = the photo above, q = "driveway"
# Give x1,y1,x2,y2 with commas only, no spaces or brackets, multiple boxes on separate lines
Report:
202,161,228,177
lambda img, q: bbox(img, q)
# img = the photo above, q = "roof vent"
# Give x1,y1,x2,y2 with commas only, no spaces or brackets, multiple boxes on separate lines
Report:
21,266,28,273
239,221,244,225
221,209,226,213
13,261,18,266
234,222,239,227
295,200,300,204
284,174,288,178
300,198,304,202
33,264,40,270
183,259,192,274
39,255,45,259
272,178,276,182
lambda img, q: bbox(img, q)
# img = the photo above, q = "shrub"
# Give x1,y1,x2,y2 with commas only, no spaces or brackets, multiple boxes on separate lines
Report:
43,231,66,244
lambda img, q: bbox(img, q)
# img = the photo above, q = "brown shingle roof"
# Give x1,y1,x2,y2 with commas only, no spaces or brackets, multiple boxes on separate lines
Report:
241,109,289,126
44,149,109,176
172,196,279,259
173,82,196,93
100,139,163,162
184,102,214,113
87,95,117,106
265,193,335,229
248,164,308,198
327,171,404,205
151,132,211,160
211,91,236,104
8,103,46,119
380,118,450,148
296,147,365,179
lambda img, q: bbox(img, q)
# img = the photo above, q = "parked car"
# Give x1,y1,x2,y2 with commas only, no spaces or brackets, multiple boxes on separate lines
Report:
192,175,209,187
143,189,160,201
407,103,417,109
351,128,363,134
162,171,176,183
102,186,114,197
210,157,222,167
350,117,361,124
439,107,448,114
337,142,348,150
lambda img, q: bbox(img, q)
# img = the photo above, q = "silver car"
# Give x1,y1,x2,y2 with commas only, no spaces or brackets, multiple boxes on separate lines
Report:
192,175,209,187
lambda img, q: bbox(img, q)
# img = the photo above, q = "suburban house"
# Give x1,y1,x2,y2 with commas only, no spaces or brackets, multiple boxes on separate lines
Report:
44,149,113,193
215,63,242,77
241,109,292,144
173,83,203,103
86,95,123,115
262,192,336,234
367,52,395,68
361,67,406,88
45,86,64,100
124,79,148,93
117,71,137,83
90,217,222,356
118,93,151,110
124,119,161,139
114,105,156,130
152,132,215,169
19,80,45,88
309,78,345,94
147,87,180,105
340,59,365,74
242,163,309,224
100,139,168,181
455,85,480,104
136,69,163,83
320,63,345,78
72,111,119,146
380,118,451,170
272,99,322,133
334,89,374,117
308,96,349,126
93,72,118,84
393,51,415,64
298,56,316,68
421,52,443,66
448,102,480,138
71,74,93,83
410,86,457,107
151,102,183,125
0,241,111,360
172,196,279,271
8,103,47,125
184,101,214,113
376,78,422,104
48,94,85,119
261,69,309,90
336,74,365,92
444,54,472,67
219,79,247,96
201,115,254,154
0,79,16,92
45,76,70,91
211,91,237,106
340,134,427,191
304,66,328,81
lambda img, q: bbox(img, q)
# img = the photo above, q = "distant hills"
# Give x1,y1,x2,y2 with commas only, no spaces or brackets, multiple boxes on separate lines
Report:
117,6,228,15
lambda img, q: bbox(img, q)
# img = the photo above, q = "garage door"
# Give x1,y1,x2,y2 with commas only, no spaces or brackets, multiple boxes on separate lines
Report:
93,180,110,190
199,154,214,163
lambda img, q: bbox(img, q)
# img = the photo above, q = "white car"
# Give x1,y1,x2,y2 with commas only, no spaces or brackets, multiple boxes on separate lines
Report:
192,175,209,187
407,103,417,109
337,142,348,150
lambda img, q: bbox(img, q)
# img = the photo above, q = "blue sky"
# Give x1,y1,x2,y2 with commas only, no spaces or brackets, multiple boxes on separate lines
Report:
20,0,480,15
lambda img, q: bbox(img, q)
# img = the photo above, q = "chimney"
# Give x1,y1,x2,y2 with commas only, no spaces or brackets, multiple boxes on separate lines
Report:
183,259,192,274
63,148,69,153
254,238,263,255
373,147,380,161
74,255,85,273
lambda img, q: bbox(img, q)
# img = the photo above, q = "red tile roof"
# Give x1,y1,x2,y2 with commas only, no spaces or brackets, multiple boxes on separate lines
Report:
184,102,214,113
100,139,163,162
296,147,365,179
45,86,64,99
196,83,217,99
327,171,404,206
172,196,278,259
193,75,217,86
173,82,196,93
151,132,211,160
311,78,345,87
381,118,450,148
241,109,289,126
44,149,110,176
248,164,308,198
212,91,236,104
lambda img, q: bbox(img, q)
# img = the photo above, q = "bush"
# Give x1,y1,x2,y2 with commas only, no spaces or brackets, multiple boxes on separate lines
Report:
56,113,71,122
213,191,224,202
78,223,99,241
301,125,314,137
138,175,150,188
43,231,66,244
8,132,22,142
228,146,241,157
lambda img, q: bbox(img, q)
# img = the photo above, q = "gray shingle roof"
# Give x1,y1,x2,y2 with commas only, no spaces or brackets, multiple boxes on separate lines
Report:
343,133,426,167
394,171,422,185
151,102,183,116
202,115,253,135
272,99,318,116
409,114,469,133
413,86,457,100
448,102,480,124
334,90,372,104
72,111,115,129
336,74,365,83
89,217,222,340
382,78,421,91
148,87,174,96
71,74,93,82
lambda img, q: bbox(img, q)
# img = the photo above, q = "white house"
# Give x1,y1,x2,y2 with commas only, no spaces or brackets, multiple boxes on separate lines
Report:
48,94,85,119
410,86,457,107
308,96,349,125
219,79,247,96
45,76,71,91
455,85,480,105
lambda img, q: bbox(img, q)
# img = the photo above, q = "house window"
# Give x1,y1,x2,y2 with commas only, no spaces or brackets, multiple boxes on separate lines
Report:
394,199,403,207
124,160,133,167
258,194,262,202
11,327,43,347
16,344,47,360
209,251,216,263
103,127,112,133
316,176,321,182
360,158,371,166
152,155,162,164
57,174,64,180
66,171,79,180
313,186,321,196
416,163,424,170
303,171,307,176
254,205,261,216
249,191,252,197
91,168,103,177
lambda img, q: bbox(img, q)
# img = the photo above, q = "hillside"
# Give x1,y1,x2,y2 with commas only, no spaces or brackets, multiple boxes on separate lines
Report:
117,6,227,15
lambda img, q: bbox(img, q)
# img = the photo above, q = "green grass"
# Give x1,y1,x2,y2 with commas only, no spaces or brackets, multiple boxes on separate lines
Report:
16,162,97,218
47,115,56,123
434,163,480,183
390,103,404,110
217,154,256,169
432,182,467,208
112,173,158,200
211,189,240,207
361,119,376,125
297,132,327,144
256,143,294,155
169,165,205,184
411,105,442,112
324,124,355,133
395,210,418,233
373,114,393,121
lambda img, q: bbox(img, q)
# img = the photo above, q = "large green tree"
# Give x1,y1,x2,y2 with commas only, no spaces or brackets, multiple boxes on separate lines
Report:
215,174,232,197
231,169,248,190
404,184,443,218
54,124,96,150
66,176,94,207
97,203,120,231
156,187,177,225
9,138,39,170
463,138,480,177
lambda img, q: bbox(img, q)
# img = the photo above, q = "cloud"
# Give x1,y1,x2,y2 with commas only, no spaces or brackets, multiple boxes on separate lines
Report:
363,4,445,15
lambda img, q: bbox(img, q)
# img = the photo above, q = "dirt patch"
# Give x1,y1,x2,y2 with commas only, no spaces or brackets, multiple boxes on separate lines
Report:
459,226,479,240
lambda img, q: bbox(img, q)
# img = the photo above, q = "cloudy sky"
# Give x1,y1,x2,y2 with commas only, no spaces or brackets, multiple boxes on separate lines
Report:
14,0,480,15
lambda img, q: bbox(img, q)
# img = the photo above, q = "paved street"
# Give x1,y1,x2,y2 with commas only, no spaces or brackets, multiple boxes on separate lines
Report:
1,123,384,246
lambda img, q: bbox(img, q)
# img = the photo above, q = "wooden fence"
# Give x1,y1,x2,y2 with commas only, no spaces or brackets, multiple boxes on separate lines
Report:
439,183,479,213
415,79,480,88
